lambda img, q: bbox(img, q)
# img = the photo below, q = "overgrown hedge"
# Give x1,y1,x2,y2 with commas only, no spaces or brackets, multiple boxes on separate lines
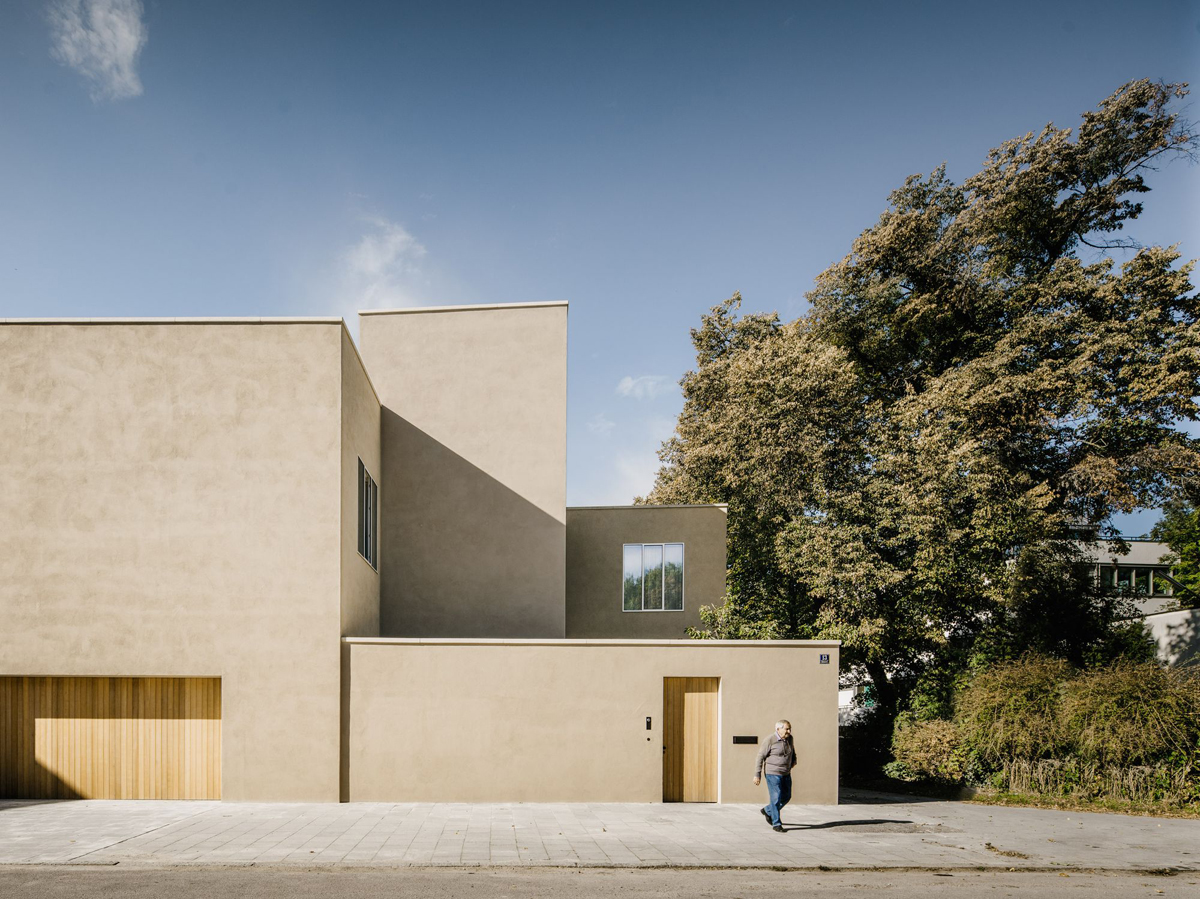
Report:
888,657,1200,807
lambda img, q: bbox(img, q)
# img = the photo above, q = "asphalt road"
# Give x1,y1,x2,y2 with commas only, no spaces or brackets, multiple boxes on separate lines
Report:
1,867,1198,898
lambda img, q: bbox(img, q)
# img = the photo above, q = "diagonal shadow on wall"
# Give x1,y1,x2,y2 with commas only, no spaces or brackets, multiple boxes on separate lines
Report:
1160,609,1200,667
379,409,566,638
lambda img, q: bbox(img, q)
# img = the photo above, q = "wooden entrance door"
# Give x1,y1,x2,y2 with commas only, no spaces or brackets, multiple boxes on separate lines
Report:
0,676,221,799
662,677,718,802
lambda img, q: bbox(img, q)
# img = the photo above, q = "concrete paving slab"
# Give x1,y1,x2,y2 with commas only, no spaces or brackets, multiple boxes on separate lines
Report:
0,794,1197,871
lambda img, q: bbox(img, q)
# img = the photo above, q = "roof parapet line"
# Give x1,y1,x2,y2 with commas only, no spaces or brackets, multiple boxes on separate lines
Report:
358,301,567,316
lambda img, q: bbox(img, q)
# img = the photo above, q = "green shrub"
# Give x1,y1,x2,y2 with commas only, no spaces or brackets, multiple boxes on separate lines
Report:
1062,662,1200,767
891,719,965,782
886,656,1200,807
955,655,1071,764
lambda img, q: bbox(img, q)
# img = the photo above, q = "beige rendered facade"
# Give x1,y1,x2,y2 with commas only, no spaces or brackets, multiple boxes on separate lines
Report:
359,303,568,639
1,304,839,805
344,639,839,803
566,505,728,639
0,319,379,801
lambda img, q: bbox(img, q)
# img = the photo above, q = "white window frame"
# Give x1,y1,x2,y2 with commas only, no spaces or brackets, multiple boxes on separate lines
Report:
622,542,685,612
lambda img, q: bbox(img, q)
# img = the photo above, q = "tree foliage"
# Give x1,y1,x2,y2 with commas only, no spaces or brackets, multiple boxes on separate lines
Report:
894,656,1200,805
648,80,1198,721
1151,501,1200,605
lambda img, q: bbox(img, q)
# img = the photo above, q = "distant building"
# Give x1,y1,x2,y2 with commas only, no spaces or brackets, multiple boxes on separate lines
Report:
1088,537,1178,616
1084,534,1198,667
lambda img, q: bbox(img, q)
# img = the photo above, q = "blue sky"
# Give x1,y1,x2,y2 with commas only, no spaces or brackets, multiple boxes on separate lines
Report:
2,1,1197,531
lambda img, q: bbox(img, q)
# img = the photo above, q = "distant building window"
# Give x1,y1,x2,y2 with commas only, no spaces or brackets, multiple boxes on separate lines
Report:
1099,564,1172,596
358,459,378,570
623,543,684,611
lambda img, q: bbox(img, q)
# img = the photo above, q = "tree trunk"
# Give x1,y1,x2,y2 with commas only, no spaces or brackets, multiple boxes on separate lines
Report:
864,659,898,724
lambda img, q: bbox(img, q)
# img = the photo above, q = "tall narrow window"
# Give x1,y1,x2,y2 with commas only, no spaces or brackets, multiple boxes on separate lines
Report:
664,543,684,610
623,545,643,611
622,543,684,611
358,459,378,570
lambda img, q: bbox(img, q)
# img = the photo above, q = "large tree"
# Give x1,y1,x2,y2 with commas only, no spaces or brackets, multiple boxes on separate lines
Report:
648,80,1199,721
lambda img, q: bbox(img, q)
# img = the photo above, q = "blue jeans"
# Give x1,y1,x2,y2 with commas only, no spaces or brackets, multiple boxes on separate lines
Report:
763,773,791,826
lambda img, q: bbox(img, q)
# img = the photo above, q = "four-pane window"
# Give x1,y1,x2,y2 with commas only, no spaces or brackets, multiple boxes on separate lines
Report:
623,543,684,611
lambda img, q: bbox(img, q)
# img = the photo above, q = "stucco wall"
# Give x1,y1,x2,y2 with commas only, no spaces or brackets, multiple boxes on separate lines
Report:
566,505,727,639
1095,540,1172,566
1144,607,1200,667
0,320,346,801
345,638,839,804
340,329,382,638
359,304,568,638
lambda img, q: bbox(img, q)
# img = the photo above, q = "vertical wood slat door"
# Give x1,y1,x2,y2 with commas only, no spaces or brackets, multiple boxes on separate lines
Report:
0,677,220,800
662,677,718,802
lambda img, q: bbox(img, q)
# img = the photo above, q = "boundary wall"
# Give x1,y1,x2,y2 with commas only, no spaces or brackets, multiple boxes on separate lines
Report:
343,638,839,804
1144,607,1200,667
566,505,727,639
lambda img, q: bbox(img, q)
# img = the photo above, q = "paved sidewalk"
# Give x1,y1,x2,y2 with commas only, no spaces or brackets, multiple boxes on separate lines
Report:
1,792,1197,871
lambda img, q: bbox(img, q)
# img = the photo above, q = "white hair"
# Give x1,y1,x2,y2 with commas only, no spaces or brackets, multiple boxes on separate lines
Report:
775,719,791,731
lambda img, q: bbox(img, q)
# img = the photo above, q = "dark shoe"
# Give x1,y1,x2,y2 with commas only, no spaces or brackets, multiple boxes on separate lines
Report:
772,825,784,833
761,807,770,821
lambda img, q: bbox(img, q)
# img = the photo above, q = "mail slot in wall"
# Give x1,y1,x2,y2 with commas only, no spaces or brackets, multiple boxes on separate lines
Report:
732,735,758,744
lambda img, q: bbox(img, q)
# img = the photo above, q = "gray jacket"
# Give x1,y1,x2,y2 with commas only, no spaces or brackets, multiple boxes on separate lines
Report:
754,731,796,778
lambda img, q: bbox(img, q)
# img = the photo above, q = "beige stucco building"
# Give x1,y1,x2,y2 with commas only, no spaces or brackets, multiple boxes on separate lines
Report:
0,304,839,805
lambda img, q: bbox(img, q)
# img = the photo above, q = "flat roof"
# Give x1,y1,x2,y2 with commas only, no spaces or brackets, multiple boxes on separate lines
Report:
0,317,345,325
343,637,839,647
359,301,567,316
568,503,728,511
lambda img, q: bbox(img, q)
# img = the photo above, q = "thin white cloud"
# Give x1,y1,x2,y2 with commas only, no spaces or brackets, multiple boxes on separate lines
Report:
648,414,677,442
614,451,661,503
616,375,674,401
586,413,615,437
612,415,677,502
340,216,428,311
48,0,147,101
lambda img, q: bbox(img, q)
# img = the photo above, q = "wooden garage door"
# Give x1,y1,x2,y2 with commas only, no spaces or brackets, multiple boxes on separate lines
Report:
0,677,221,800
662,676,718,802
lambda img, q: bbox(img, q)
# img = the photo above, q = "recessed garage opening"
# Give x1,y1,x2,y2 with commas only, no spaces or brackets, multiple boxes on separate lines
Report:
0,676,221,800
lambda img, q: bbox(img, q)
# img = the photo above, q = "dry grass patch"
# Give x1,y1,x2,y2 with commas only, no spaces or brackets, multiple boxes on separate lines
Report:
969,789,1200,819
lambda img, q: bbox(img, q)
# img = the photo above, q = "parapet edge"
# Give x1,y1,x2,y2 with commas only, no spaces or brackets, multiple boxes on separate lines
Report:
359,301,568,316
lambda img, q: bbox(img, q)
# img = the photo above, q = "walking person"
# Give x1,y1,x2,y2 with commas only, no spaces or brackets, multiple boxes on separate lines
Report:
754,719,795,832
